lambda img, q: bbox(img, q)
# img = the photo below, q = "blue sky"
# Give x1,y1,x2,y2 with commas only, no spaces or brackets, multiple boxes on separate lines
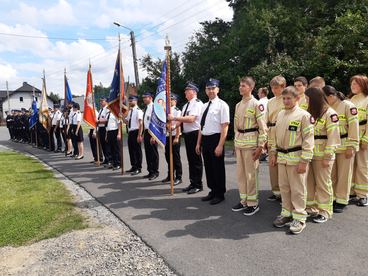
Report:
0,0,233,96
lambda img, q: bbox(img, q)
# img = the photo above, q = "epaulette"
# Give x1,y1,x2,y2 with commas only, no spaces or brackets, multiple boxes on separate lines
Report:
174,106,179,111
196,99,201,102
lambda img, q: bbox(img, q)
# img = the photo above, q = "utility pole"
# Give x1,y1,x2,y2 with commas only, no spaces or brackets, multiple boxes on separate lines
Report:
113,22,140,89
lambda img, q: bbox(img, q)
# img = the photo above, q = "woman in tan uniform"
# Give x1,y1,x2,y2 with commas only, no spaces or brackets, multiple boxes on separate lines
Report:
350,75,368,206
323,85,359,213
305,87,340,223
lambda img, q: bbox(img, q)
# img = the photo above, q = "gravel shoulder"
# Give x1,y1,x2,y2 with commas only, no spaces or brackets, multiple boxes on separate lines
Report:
0,148,176,276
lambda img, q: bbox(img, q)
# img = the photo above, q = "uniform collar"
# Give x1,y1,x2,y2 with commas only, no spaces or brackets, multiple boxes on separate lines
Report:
284,105,297,113
242,95,253,102
208,96,219,103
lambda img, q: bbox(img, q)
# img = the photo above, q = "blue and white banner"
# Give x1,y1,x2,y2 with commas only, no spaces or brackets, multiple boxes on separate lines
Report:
148,61,168,147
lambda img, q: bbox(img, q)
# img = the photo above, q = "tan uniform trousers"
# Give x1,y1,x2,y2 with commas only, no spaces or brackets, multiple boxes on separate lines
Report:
236,148,259,206
269,164,280,196
307,160,334,218
278,163,307,222
352,148,368,198
332,153,355,205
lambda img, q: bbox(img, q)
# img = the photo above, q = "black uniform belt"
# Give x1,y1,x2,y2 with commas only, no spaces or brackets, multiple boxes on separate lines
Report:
359,120,367,125
237,128,258,133
314,135,327,139
267,122,276,127
340,133,348,139
277,146,302,154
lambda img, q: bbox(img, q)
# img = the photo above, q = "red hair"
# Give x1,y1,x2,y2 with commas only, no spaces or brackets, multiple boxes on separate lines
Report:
350,75,368,96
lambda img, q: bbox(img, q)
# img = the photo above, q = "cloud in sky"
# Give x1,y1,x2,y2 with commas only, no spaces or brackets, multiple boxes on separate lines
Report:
0,0,233,96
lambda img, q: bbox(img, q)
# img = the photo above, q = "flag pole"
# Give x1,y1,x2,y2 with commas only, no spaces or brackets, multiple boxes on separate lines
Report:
43,70,52,151
164,35,174,195
90,62,100,166
64,69,68,156
118,33,125,174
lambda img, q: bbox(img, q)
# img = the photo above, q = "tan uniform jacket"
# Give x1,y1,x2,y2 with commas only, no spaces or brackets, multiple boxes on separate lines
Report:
271,106,314,165
350,93,368,145
234,96,267,149
266,95,284,148
312,107,341,160
331,99,359,153
299,94,309,111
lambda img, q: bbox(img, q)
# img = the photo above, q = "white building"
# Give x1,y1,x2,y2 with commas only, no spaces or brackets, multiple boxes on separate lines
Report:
0,82,54,119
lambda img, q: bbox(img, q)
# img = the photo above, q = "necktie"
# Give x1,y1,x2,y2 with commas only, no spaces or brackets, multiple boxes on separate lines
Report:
200,101,212,131
128,109,133,129
143,107,147,129
181,102,190,133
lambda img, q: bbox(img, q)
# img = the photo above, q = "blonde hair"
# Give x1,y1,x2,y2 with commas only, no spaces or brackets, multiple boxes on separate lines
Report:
281,86,299,97
309,76,325,88
240,76,256,90
270,75,286,88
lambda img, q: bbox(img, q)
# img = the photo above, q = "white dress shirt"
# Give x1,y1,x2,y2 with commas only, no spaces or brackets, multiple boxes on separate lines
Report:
68,110,75,125
167,106,181,136
182,97,203,133
106,112,120,131
51,110,62,126
72,111,82,125
200,96,230,136
97,106,109,128
127,106,143,132
143,102,153,130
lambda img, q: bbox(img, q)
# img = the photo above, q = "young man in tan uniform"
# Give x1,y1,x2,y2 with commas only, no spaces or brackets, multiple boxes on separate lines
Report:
232,76,267,216
266,76,286,201
323,86,359,213
270,86,314,234
294,76,309,111
305,88,341,223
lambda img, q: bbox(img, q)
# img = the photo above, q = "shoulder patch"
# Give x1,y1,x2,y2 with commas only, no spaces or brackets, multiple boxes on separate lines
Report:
310,116,315,124
258,104,264,112
196,99,200,102
330,114,339,123
350,107,358,115
175,107,179,111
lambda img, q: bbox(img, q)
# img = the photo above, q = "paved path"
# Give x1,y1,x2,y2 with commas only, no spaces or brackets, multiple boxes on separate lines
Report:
1,126,367,275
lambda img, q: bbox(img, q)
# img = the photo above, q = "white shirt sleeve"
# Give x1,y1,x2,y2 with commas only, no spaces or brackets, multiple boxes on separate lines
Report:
220,102,230,124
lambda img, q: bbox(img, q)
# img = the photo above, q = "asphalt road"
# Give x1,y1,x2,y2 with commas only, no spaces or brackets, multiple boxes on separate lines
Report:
1,126,367,275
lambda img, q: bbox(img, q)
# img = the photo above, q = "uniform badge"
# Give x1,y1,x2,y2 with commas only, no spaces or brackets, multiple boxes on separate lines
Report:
258,104,264,112
310,116,315,124
288,125,297,131
331,114,339,123
350,107,358,115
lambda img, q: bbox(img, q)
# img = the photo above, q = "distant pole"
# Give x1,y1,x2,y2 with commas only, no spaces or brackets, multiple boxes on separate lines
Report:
6,81,10,113
130,31,140,88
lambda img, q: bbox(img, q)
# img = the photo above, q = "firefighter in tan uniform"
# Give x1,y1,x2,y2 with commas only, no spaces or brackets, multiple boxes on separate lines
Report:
305,87,341,223
350,75,368,206
270,86,314,235
323,85,359,213
266,76,286,201
232,76,267,216
294,76,309,111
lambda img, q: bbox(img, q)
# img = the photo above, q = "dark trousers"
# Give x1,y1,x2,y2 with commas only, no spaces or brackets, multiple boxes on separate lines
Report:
128,130,142,170
143,130,159,175
98,127,110,163
165,136,182,179
71,125,79,156
184,130,203,188
202,133,226,199
61,127,67,152
54,127,62,150
50,126,55,151
106,129,120,166
89,129,103,162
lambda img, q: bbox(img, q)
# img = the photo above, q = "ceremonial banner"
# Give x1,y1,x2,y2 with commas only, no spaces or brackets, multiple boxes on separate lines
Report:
148,60,168,147
83,65,97,128
39,75,50,131
29,94,38,129
107,48,125,117
64,72,73,108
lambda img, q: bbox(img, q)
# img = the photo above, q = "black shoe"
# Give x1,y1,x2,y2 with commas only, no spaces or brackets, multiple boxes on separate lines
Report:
112,166,121,171
173,178,182,186
125,168,134,173
131,169,141,176
161,176,170,183
104,162,112,168
356,197,368,207
187,187,203,194
267,194,281,202
333,203,347,213
232,202,247,212
210,197,224,205
182,185,194,192
143,173,152,178
201,194,214,201
149,174,159,180
243,205,260,216
89,160,95,163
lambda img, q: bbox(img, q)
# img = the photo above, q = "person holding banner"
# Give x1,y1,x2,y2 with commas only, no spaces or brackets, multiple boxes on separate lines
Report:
71,102,84,159
169,82,204,194
88,109,103,164
51,104,62,152
162,94,183,186
97,97,111,165
124,95,143,175
105,111,121,170
140,92,159,180
195,79,230,205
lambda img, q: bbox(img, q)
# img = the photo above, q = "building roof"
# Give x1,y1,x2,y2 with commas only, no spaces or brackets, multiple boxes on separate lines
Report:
0,82,42,100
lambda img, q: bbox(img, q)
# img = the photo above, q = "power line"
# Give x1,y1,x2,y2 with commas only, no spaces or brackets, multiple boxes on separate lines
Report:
0,32,119,41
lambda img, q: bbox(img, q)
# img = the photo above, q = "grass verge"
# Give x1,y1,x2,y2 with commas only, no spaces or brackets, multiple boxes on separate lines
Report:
0,150,87,247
